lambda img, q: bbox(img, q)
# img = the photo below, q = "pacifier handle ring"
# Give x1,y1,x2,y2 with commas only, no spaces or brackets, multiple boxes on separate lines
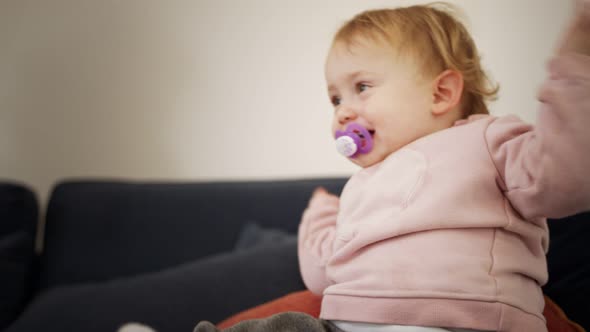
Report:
334,123,373,158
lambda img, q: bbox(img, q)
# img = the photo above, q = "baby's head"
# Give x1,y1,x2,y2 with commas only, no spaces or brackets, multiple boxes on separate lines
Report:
326,3,498,167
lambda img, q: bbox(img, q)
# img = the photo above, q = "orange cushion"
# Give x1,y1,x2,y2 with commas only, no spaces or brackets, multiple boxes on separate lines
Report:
544,296,586,332
217,291,321,329
217,290,585,332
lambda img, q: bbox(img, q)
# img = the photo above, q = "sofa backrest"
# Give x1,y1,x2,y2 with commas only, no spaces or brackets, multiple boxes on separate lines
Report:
0,182,38,330
35,177,590,329
38,178,347,291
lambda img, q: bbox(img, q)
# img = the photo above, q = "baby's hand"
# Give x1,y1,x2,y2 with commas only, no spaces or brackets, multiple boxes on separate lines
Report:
557,0,590,56
308,187,340,208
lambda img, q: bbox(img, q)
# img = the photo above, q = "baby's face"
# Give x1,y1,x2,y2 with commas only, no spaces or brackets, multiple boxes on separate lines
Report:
325,41,435,168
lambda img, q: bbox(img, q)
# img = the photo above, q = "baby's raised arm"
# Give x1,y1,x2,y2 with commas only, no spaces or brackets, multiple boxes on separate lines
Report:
485,4,590,219
297,187,340,295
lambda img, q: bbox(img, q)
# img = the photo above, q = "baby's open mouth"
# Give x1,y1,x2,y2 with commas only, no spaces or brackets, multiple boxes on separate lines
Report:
352,129,375,149
354,129,375,139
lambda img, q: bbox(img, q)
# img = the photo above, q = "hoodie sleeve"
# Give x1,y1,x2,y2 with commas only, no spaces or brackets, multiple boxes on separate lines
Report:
297,191,339,295
485,54,590,220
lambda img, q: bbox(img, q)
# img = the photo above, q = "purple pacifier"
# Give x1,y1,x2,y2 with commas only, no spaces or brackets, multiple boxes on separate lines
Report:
334,123,373,158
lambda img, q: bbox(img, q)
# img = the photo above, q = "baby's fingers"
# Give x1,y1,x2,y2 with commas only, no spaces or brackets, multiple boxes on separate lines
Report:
308,186,339,208
557,0,590,55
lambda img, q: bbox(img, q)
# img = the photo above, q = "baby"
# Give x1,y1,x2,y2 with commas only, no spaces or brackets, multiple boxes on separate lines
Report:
194,2,590,332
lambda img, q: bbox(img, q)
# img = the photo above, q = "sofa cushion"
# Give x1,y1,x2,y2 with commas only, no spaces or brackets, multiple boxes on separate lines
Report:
234,222,295,251
7,240,304,332
0,182,38,330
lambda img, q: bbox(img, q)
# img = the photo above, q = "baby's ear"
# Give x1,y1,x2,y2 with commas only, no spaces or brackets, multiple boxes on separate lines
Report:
431,69,464,116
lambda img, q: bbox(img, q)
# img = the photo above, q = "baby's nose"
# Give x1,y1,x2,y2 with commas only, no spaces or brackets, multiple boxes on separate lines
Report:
337,107,358,124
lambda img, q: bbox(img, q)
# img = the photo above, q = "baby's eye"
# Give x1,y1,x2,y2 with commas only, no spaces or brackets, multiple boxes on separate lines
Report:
357,83,370,93
331,96,341,107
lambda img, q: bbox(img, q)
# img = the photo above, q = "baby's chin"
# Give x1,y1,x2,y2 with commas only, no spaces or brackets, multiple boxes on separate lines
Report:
349,153,386,168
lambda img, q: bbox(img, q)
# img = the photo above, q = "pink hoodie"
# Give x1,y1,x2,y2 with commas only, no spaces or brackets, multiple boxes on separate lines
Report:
298,54,590,332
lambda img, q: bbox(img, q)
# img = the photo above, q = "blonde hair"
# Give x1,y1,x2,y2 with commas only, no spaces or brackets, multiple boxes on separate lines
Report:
333,3,498,117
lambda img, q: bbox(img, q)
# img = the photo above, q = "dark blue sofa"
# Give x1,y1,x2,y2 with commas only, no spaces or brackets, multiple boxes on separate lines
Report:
0,178,588,332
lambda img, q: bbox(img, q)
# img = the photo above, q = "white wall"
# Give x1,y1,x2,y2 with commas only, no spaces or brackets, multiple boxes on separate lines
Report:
1,0,574,207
